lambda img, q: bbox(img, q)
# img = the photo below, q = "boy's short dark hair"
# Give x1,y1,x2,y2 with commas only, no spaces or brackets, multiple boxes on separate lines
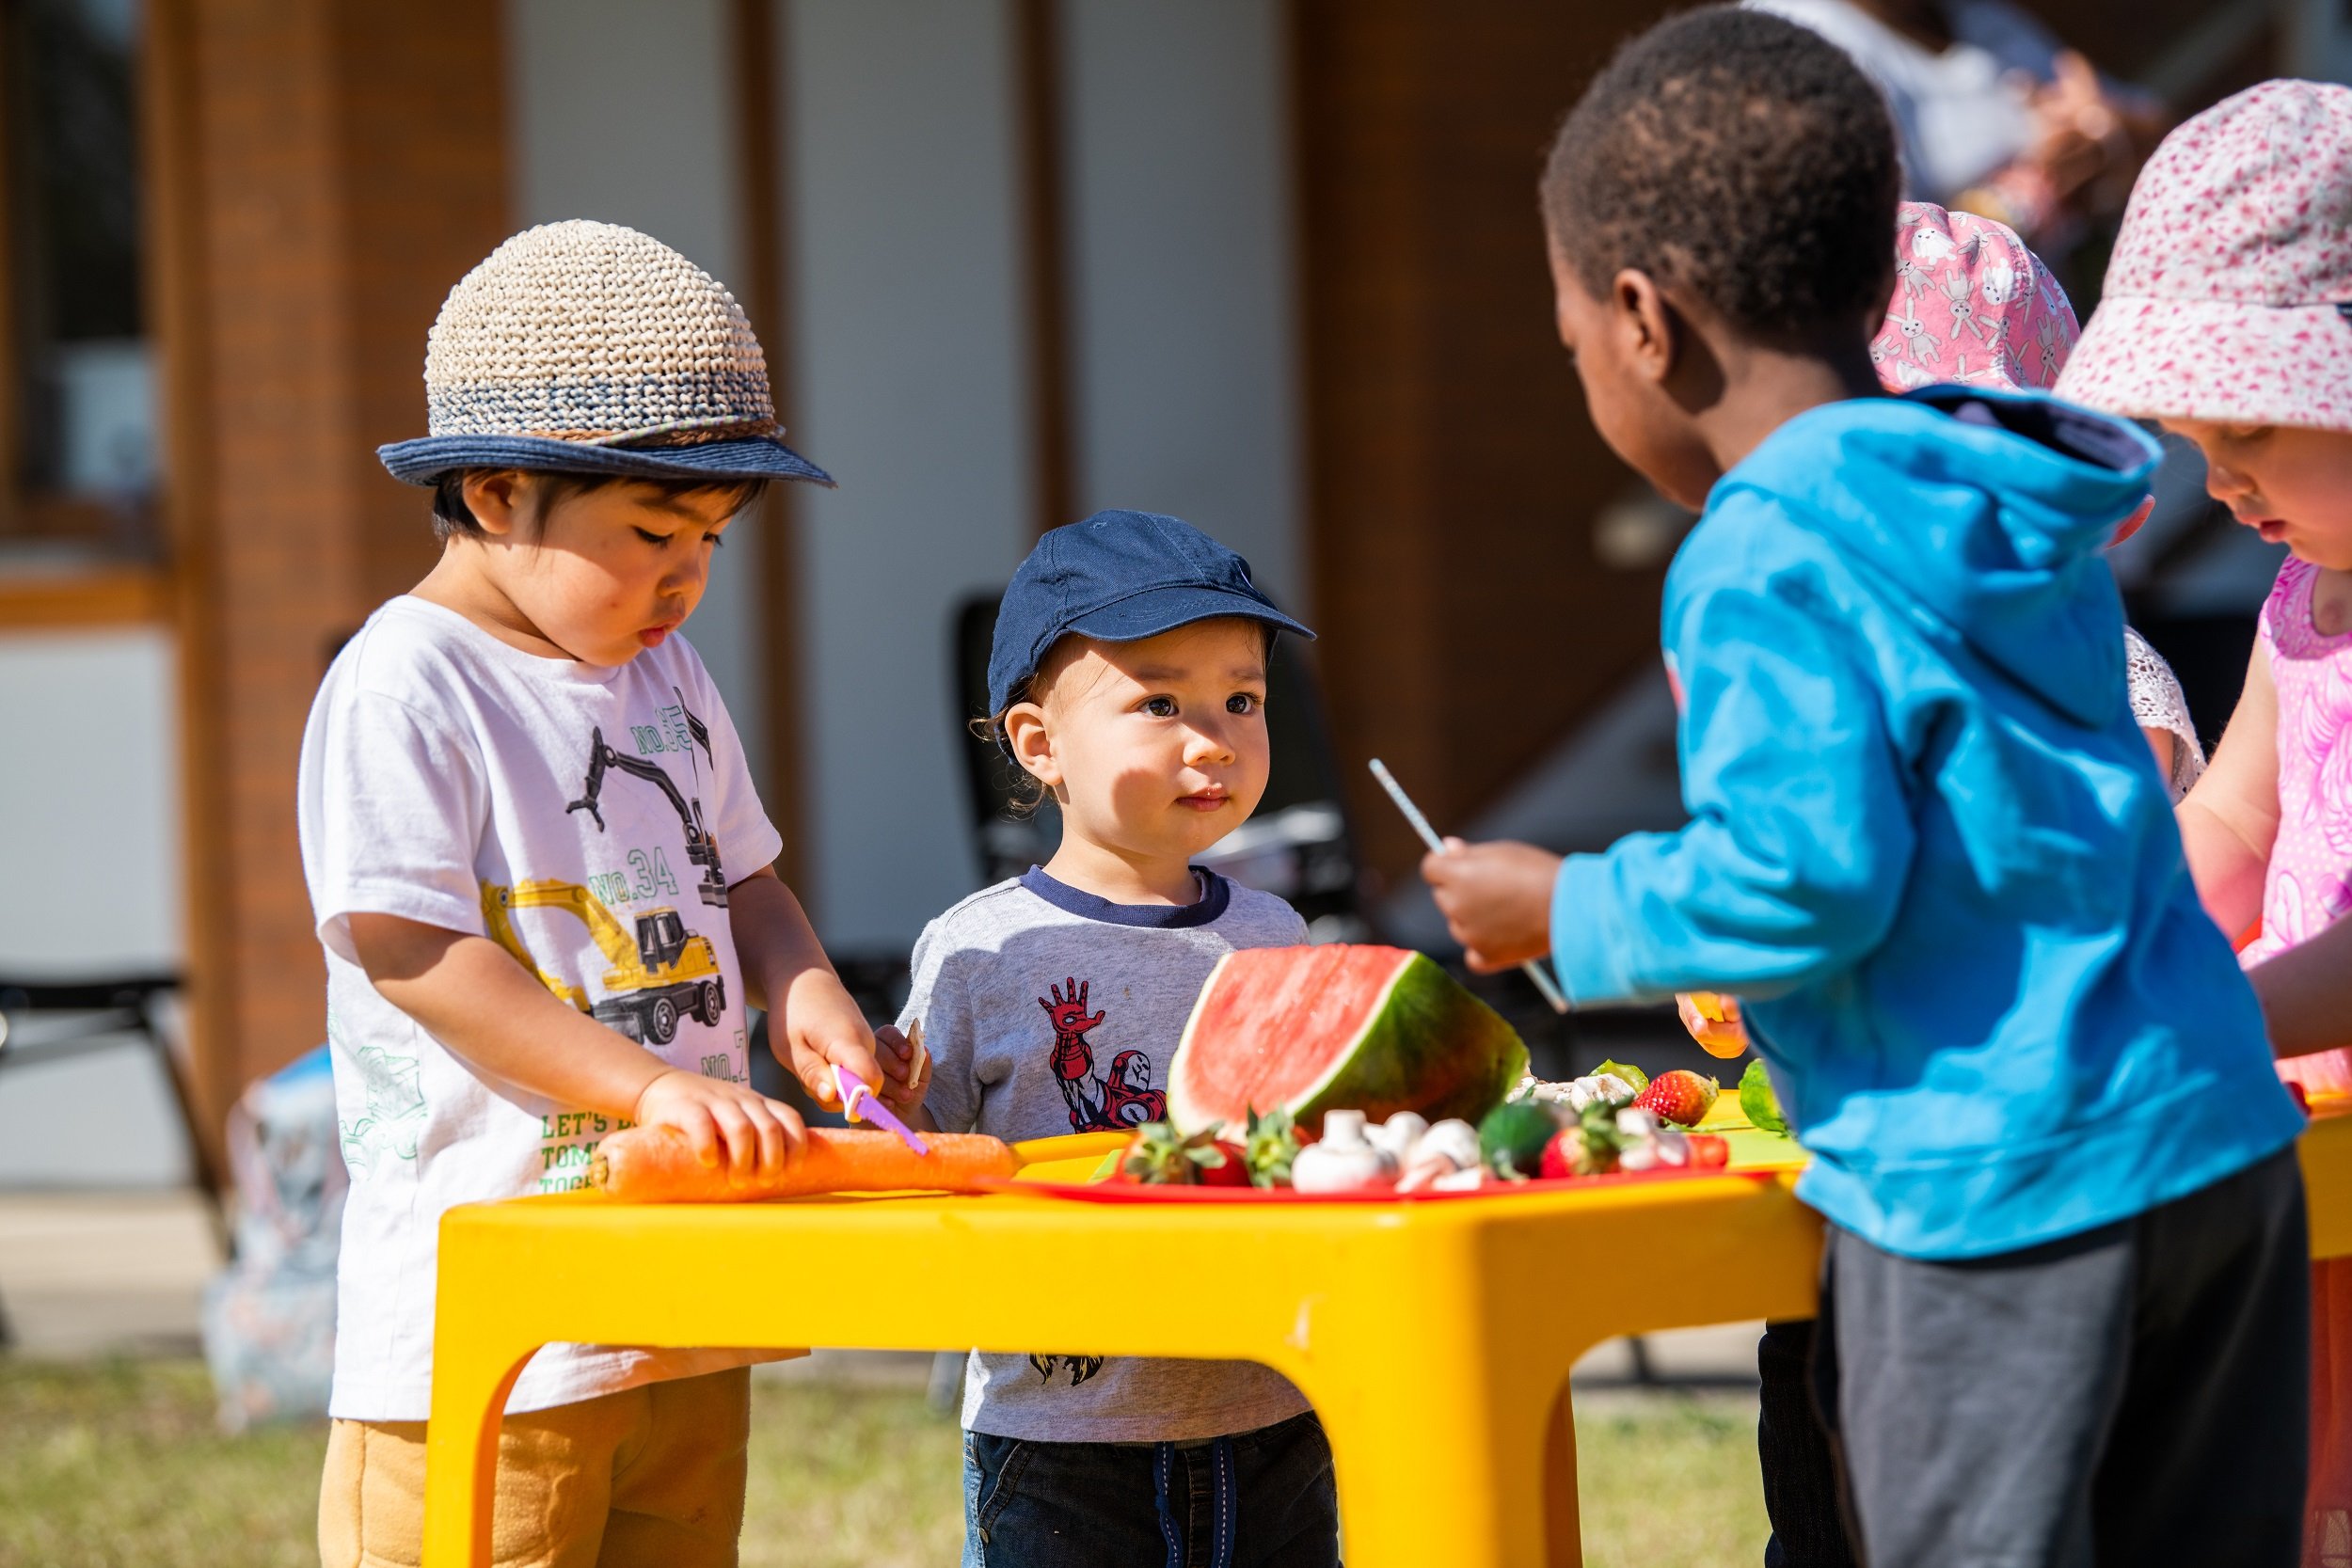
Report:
1542,6,1899,337
429,469,769,543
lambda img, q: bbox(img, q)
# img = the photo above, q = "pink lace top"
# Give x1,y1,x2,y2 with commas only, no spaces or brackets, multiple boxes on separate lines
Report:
2240,557,2352,1097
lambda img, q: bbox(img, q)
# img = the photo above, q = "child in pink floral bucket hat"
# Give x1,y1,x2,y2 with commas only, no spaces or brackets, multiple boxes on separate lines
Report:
1874,200,2206,800
2059,78,2352,1563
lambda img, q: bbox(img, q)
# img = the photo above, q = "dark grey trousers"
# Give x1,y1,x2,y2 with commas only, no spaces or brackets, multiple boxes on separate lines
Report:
1811,1148,2311,1568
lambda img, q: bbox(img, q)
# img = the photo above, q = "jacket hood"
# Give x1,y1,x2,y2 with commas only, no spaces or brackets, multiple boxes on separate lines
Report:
1718,388,2160,727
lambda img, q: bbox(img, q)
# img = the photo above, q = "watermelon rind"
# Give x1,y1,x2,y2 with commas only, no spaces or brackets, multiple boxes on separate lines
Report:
1166,946,1530,1135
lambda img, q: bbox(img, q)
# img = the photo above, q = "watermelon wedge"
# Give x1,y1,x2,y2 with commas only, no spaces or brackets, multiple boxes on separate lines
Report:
1168,945,1528,1135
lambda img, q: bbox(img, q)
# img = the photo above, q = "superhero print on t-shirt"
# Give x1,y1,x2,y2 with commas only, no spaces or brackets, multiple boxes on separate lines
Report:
1039,977,1168,1132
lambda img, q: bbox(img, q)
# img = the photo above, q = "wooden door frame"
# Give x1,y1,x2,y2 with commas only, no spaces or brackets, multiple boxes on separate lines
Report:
0,0,174,629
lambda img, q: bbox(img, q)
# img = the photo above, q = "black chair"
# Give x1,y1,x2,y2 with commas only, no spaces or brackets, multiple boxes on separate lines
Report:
0,973,220,1347
949,593,1370,935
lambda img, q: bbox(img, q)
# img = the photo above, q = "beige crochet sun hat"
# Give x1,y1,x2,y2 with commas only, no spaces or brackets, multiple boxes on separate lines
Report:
2057,80,2352,431
377,219,832,486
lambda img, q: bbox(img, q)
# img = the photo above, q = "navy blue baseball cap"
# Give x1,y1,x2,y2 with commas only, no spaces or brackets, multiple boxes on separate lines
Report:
986,510,1314,715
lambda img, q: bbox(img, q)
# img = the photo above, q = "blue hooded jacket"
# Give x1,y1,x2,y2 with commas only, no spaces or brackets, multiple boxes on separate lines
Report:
1549,388,2303,1260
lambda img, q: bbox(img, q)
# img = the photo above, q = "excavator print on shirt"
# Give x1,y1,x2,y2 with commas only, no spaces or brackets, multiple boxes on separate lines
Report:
565,686,728,909
479,694,739,1047
481,879,725,1048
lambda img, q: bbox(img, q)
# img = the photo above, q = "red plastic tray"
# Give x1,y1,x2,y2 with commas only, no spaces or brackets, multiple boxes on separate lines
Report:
982,1164,1770,1205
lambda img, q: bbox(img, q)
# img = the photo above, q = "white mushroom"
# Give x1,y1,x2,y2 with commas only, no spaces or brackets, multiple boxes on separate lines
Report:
1614,1106,1662,1140
1417,1118,1482,1171
1588,1072,1639,1108
1292,1110,1397,1194
1369,1112,1428,1164
1517,1077,1581,1107
1396,1154,1451,1193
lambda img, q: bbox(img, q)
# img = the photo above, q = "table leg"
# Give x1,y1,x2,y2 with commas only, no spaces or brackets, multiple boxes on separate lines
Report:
1545,1381,1580,1560
421,1245,544,1568
419,1332,537,1568
1309,1349,1584,1568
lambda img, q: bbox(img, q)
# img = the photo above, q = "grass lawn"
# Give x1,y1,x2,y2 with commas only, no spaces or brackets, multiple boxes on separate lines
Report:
0,1358,1766,1567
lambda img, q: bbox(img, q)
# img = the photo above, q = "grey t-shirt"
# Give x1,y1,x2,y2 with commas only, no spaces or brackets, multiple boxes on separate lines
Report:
903,866,1313,1442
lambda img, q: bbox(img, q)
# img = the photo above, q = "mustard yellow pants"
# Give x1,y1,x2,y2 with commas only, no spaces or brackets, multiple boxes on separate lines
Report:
318,1368,749,1568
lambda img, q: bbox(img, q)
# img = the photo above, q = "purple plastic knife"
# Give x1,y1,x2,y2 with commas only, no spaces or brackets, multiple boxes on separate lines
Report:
833,1064,930,1155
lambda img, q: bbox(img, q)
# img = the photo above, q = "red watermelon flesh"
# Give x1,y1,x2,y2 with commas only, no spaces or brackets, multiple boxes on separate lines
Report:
1167,945,1528,1136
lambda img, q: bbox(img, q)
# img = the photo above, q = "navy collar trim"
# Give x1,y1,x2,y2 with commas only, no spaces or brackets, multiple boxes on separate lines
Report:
1019,865,1232,927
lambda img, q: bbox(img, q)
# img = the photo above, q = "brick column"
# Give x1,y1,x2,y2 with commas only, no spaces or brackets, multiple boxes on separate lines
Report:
151,0,508,1133
1291,0,1677,884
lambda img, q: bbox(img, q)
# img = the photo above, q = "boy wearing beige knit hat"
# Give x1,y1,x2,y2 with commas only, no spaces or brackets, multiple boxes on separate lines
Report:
296,221,919,1567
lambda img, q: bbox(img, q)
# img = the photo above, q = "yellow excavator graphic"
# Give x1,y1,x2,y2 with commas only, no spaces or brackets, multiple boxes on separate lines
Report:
481,879,725,1046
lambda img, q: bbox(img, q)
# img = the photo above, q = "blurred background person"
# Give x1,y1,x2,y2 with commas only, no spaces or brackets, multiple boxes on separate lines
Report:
1752,0,2168,265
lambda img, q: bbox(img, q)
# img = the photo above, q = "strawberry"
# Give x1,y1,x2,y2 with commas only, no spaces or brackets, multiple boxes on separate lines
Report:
1120,1120,1232,1185
1539,1130,1578,1180
1242,1106,1302,1188
1686,1134,1730,1169
1200,1139,1253,1187
1538,1102,1625,1179
2287,1080,2312,1117
1634,1069,1720,1127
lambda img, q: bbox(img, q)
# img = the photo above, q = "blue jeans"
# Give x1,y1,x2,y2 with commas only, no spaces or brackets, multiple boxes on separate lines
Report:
961,1410,1340,1568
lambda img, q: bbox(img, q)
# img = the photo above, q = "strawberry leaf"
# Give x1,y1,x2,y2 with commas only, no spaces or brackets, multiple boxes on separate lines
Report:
1242,1105,1300,1188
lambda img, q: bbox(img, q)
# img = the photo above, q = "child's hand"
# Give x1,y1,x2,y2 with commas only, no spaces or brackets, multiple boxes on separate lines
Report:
1677,992,1750,1058
1421,838,1563,972
774,969,890,1113
632,1069,805,1184
872,1022,930,1113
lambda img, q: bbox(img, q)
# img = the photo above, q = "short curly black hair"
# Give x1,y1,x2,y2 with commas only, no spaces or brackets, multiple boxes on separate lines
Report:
1542,6,1899,338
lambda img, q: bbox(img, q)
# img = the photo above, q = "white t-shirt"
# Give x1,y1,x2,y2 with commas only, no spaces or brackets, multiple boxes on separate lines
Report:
1748,0,2063,202
297,595,787,1420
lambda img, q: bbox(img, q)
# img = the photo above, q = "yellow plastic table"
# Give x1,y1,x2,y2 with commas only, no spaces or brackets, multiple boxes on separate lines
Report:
423,1108,2352,1567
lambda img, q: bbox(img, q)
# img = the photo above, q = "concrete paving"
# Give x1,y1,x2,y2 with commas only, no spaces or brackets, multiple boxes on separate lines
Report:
0,1190,219,1358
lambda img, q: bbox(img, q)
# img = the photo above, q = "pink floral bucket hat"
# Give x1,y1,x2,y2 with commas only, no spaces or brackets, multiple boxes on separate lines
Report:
1872,202,2078,392
2057,79,2352,430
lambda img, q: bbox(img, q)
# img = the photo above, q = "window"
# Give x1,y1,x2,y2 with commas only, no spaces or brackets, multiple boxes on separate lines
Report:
2,0,157,565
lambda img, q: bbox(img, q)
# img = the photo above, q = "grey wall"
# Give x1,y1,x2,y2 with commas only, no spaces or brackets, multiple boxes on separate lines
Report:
1058,0,1304,606
0,628,190,1185
508,0,768,781
0,629,181,969
776,0,1039,949
774,0,1306,950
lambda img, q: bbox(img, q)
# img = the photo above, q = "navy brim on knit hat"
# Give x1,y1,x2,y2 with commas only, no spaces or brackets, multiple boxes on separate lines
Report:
377,432,834,488
383,220,836,490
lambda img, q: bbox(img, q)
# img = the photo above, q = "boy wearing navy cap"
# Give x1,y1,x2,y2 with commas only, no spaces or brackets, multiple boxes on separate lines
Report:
896,509,1339,1568
297,221,917,1567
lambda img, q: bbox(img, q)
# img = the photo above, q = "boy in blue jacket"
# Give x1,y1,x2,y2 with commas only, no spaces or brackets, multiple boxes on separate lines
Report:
1424,10,2311,1564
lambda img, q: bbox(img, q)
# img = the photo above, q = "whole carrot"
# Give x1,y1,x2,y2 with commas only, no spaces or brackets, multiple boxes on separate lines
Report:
588,1124,1018,1202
